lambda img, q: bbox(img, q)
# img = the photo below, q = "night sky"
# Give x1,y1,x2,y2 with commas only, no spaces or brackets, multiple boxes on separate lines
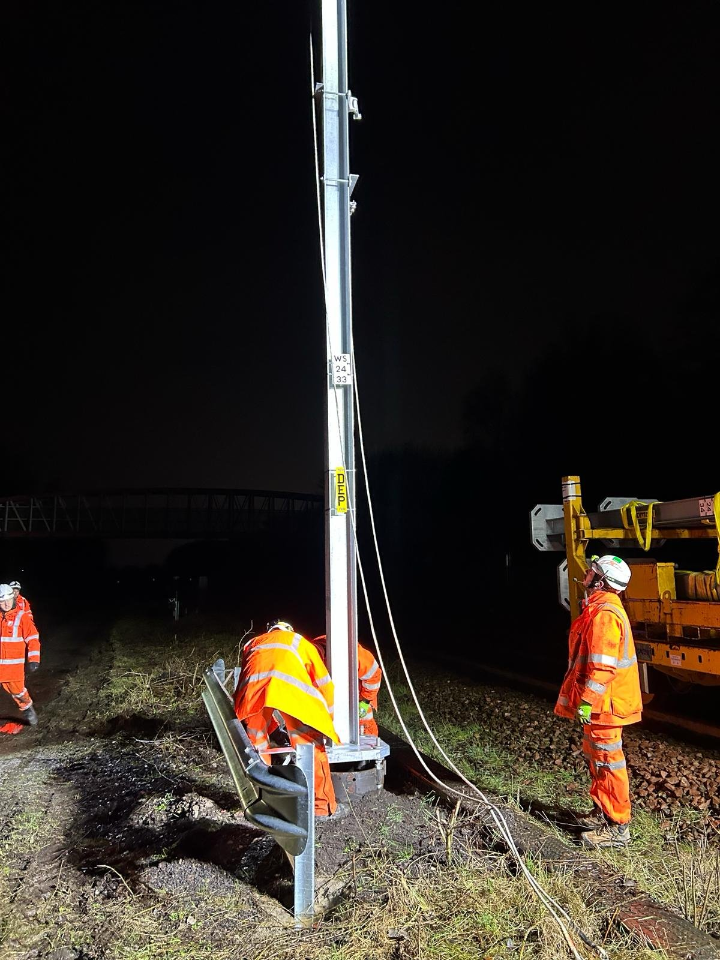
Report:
4,3,719,504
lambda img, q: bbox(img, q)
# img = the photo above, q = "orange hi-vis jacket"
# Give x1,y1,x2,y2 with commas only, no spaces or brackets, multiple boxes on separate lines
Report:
16,595,34,619
358,643,382,709
311,635,383,711
234,630,339,744
555,591,642,726
0,606,40,682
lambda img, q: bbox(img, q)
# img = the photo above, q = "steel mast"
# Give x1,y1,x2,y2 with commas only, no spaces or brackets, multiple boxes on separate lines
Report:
319,0,360,746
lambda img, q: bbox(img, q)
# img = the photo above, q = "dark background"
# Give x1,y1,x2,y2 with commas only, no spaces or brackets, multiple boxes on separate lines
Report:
2,3,719,664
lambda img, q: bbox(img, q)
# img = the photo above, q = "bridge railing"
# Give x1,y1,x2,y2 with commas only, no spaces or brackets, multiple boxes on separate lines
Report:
0,489,322,538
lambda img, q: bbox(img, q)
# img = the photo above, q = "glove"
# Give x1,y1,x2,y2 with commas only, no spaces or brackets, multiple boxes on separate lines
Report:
358,700,371,719
27,663,39,673
576,702,592,725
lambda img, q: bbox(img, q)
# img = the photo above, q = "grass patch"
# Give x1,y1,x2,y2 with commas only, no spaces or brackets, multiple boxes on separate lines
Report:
87,615,249,727
4,878,269,960
602,810,720,935
0,780,63,955
379,659,720,938
287,848,665,960
380,669,589,810
0,790,58,865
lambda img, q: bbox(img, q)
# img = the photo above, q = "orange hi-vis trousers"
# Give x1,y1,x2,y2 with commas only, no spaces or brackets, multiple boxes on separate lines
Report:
244,707,337,817
1,679,33,711
582,723,631,824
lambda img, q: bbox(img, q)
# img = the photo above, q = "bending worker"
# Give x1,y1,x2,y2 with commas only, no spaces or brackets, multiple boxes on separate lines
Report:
234,620,343,818
0,583,40,726
555,555,642,849
311,634,382,737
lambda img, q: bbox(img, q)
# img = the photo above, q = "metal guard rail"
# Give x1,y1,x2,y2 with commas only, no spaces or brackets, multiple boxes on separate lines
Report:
201,660,311,858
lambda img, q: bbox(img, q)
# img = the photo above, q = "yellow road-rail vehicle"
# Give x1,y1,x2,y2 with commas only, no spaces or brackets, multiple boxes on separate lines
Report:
531,476,720,691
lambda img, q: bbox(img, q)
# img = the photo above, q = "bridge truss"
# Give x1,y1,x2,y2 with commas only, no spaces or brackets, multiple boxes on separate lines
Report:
0,489,322,539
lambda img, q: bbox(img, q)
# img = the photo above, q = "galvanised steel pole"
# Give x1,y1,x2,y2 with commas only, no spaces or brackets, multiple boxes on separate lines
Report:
321,0,359,746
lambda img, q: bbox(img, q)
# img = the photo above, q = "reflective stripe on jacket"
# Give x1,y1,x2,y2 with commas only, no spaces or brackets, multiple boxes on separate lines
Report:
358,644,382,710
311,635,383,712
234,631,339,744
17,595,34,621
0,607,41,682
554,591,642,726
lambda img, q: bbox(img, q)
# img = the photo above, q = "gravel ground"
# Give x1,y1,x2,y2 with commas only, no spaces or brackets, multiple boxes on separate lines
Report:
388,659,720,840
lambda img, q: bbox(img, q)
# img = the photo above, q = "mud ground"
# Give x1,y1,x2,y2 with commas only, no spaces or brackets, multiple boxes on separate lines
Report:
0,618,451,960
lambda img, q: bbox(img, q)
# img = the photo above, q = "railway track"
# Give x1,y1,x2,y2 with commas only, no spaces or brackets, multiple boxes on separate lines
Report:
417,654,720,826
441,656,720,743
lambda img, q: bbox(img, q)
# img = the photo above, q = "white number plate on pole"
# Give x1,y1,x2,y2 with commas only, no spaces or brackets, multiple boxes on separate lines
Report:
332,354,353,385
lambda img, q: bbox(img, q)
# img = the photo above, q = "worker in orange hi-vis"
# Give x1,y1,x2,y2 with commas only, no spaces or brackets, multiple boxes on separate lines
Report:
311,634,382,738
555,555,642,850
0,583,40,726
9,581,34,621
234,620,348,819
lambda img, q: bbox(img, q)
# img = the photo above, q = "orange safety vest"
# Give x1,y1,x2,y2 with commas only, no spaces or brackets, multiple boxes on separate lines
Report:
310,635,383,710
234,630,339,744
0,606,41,682
555,591,642,726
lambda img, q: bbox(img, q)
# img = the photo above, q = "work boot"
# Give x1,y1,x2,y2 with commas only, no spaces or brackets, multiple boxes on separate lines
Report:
316,801,350,821
575,807,606,830
23,705,39,727
581,818,630,849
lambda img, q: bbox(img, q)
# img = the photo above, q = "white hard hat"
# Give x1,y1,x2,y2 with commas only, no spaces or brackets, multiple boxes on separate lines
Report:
9,581,21,590
268,620,294,633
0,584,15,601
590,555,631,591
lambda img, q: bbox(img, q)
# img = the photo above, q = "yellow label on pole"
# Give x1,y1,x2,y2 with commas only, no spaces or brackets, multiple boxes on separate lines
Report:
335,467,348,514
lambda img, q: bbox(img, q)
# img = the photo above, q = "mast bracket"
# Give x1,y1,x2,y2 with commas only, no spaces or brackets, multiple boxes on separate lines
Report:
347,89,362,120
317,85,362,120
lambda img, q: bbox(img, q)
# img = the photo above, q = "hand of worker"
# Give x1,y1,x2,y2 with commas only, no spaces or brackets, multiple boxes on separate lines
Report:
27,663,39,673
358,700,371,719
576,701,592,725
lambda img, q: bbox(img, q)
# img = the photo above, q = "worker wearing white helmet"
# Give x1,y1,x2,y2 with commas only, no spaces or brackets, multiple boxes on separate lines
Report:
8,581,33,620
234,619,347,819
555,555,641,849
0,583,40,726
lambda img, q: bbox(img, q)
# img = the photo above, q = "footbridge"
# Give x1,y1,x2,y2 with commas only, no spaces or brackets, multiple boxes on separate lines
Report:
0,489,322,539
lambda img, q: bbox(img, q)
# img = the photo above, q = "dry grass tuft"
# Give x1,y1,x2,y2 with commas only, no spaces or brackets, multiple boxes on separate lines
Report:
88,616,249,726
381,661,720,939
261,845,664,960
